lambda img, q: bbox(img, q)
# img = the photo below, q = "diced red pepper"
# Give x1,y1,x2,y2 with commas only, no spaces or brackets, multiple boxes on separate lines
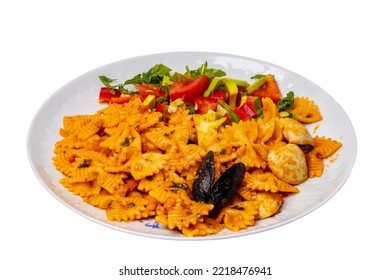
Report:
245,96,259,107
194,96,218,114
170,75,210,103
99,87,121,103
240,96,261,118
240,103,258,118
155,102,169,114
233,107,250,121
155,102,169,122
210,90,228,102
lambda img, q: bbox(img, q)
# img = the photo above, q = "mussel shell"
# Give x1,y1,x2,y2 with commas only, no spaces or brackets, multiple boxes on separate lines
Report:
208,162,246,217
192,151,215,203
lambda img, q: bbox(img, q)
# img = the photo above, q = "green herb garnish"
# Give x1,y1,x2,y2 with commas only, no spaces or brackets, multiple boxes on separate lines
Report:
185,61,226,79
124,64,172,86
277,91,295,111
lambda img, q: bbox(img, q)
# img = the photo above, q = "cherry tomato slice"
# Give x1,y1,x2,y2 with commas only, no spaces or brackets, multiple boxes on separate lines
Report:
170,75,210,103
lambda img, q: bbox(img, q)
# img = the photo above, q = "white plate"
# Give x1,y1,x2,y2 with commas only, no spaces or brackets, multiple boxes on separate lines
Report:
27,52,357,240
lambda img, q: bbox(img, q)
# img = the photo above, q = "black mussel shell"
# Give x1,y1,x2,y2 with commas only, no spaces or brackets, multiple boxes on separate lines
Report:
192,151,215,203
192,151,246,216
208,162,246,217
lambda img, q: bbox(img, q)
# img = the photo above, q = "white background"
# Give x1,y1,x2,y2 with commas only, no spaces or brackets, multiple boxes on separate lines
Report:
1,0,388,279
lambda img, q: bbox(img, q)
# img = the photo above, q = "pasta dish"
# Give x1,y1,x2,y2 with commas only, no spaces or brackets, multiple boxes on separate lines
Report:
52,62,342,237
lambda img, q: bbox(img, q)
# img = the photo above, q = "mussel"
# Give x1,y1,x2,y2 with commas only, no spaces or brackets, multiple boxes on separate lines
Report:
192,151,246,217
192,151,215,204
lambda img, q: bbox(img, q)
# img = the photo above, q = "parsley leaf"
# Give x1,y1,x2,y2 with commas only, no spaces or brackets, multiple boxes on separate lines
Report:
99,76,117,88
277,91,295,111
170,72,191,82
250,74,265,79
185,61,226,79
98,75,134,94
124,64,172,86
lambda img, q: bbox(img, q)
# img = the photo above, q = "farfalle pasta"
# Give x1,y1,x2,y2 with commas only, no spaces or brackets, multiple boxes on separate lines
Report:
53,63,342,237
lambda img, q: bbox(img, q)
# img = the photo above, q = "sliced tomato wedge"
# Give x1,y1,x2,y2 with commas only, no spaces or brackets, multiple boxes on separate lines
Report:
135,83,167,101
249,74,283,103
169,75,210,103
194,96,218,114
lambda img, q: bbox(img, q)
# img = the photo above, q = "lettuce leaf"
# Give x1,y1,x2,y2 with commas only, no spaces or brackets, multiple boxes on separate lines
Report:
124,64,172,86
